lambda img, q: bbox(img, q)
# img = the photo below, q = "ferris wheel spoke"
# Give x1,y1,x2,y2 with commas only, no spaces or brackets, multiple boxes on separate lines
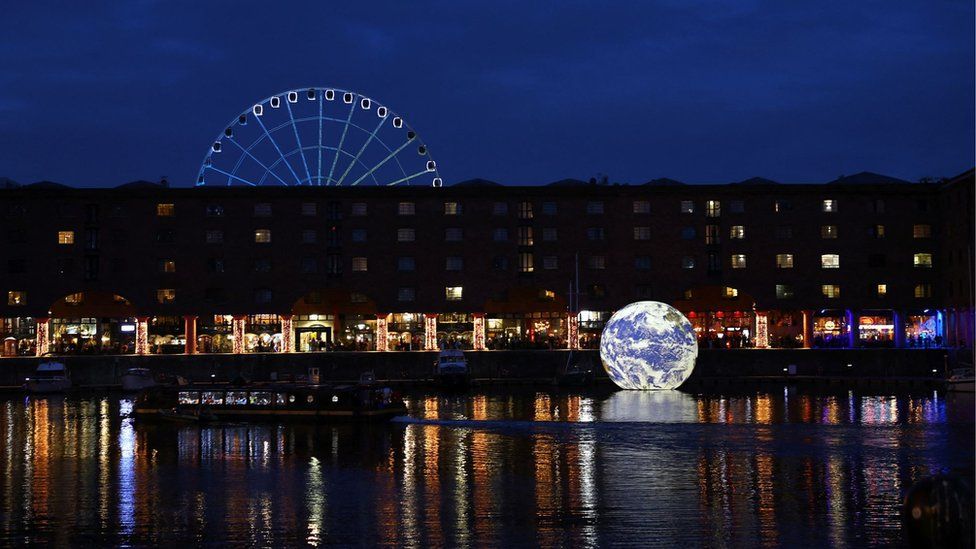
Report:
285,100,313,186
225,137,292,187
205,166,258,186
254,114,300,186
316,90,324,186
385,169,433,187
350,137,415,186
336,115,388,186
328,100,357,186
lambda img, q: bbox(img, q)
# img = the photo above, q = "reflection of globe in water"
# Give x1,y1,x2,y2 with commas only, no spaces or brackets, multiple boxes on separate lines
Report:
599,301,698,390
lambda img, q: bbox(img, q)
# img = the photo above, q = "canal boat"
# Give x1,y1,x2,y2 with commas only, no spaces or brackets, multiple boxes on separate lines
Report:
433,349,469,388
25,361,72,394
133,382,407,422
947,368,975,392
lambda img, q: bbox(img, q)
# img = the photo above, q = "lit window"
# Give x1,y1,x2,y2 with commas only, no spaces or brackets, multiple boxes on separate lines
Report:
398,202,415,216
680,200,694,214
445,228,463,242
302,230,317,244
705,225,720,244
518,252,534,273
681,256,696,269
350,229,366,242
871,225,885,238
541,202,557,215
705,200,721,217
444,202,461,215
586,201,604,214
729,200,745,213
351,202,367,216
775,285,793,299
634,226,651,240
542,228,557,242
723,286,738,298
822,285,840,299
351,257,368,272
776,254,794,269
397,228,415,242
635,256,651,270
159,259,176,273
543,256,558,270
492,228,508,242
913,253,932,268
7,291,26,305
517,226,534,246
492,202,508,216
821,225,838,239
774,199,791,213
156,203,174,216
58,231,75,244
821,254,840,269
877,284,887,297
587,255,606,270
729,226,744,239
731,254,747,269
586,227,605,241
301,202,317,216
206,230,224,244
398,287,415,302
913,224,932,238
254,229,272,243
914,283,932,298
445,256,463,271
518,201,534,219
64,293,84,305
822,199,837,213
253,203,272,217
445,286,463,301
397,257,415,271
633,201,650,214
156,289,176,304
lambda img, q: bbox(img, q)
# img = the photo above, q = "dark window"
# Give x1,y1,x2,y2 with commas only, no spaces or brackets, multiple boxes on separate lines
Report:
707,252,720,272
85,228,98,250
634,255,652,271
327,201,342,221
7,228,26,244
867,254,886,268
85,204,99,224
208,258,225,273
775,226,793,239
635,285,653,299
7,259,26,274
58,258,74,276
110,258,124,273
327,227,341,246
326,255,342,275
492,256,509,271
156,229,175,243
588,284,606,299
206,204,225,217
84,256,99,280
204,288,227,303
253,258,272,273
300,257,317,274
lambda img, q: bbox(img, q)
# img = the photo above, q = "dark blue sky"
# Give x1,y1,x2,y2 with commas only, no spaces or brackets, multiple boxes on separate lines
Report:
1,1,972,187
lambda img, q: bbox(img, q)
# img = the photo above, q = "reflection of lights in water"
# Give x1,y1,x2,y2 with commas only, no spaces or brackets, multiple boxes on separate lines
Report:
423,397,439,420
826,455,846,547
601,390,699,422
578,431,598,546
755,395,772,424
454,430,471,545
117,403,136,535
401,425,419,539
533,393,552,422
305,456,325,545
99,398,111,526
578,397,595,423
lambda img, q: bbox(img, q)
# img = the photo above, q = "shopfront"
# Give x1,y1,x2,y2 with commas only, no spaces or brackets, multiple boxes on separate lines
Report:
51,317,137,354
245,314,282,353
339,314,374,351
766,310,802,348
388,313,423,351
813,311,849,348
293,314,335,352
149,316,185,354
857,312,894,347
1,317,35,356
197,315,233,353
686,311,755,348
437,313,474,349
906,311,944,347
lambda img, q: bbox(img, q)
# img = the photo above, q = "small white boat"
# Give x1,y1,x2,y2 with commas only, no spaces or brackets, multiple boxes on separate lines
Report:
121,367,157,392
947,368,975,392
434,349,469,388
25,361,72,394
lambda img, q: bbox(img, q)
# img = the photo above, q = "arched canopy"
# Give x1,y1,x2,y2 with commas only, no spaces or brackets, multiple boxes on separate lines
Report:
49,291,137,318
484,286,567,314
291,288,377,315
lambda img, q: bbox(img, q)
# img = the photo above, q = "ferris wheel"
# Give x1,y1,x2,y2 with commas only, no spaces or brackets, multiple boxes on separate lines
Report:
197,87,442,187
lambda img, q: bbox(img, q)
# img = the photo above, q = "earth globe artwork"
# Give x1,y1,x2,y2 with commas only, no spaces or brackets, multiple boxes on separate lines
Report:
599,301,698,390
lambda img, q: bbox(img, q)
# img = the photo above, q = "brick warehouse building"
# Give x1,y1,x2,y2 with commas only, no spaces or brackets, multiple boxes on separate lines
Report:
0,169,972,357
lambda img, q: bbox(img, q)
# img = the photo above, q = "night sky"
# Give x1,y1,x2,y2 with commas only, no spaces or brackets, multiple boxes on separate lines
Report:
1,1,972,187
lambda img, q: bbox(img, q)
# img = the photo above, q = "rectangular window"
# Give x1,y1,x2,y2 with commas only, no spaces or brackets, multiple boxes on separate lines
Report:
301,202,317,216
398,287,415,302
492,256,508,271
206,230,224,244
254,289,273,304
445,286,463,301
821,254,840,269
156,289,176,304
444,202,461,215
84,256,98,280
7,291,26,306
705,200,721,217
492,202,508,216
914,283,932,298
682,256,696,269
876,283,887,297
680,200,694,214
586,201,604,215
634,226,651,240
821,225,838,239
913,253,932,268
776,254,794,269
871,199,885,213
8,259,25,274
775,285,794,299
587,255,606,270
774,199,792,213
492,228,508,242
586,227,605,241
775,225,793,239
156,203,174,216
156,229,175,243
635,255,651,270
681,227,696,240
723,286,738,298
822,285,840,299
326,202,342,221
822,199,837,213
159,259,176,273
206,204,224,217
351,202,367,216
518,252,534,273
542,228,557,242
518,201,534,219
445,256,463,271
326,228,340,247
302,230,317,244
518,226,534,246
252,258,272,273
254,229,272,243
58,230,75,245
301,258,317,274
208,258,224,273
913,224,932,238
445,228,463,242
541,202,557,216
351,257,368,272
729,225,744,239
398,202,415,216
85,228,98,250
397,228,416,242
633,200,650,214
397,257,415,271
731,254,747,269
871,224,886,238
326,255,342,275
705,225,720,244
351,229,367,243
253,203,272,217
543,256,558,270
729,200,745,213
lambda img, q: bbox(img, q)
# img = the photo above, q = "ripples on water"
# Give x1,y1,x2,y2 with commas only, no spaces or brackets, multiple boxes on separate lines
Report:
0,388,971,547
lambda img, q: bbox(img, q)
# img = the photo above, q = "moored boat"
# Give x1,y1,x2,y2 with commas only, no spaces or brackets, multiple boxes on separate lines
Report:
121,367,157,392
947,368,975,392
25,361,72,394
433,349,470,388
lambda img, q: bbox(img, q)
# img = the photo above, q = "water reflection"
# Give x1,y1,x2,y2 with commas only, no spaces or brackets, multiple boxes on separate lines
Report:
0,389,968,546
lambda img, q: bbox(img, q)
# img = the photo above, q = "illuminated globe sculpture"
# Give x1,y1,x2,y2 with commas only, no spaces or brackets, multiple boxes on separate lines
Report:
599,301,698,390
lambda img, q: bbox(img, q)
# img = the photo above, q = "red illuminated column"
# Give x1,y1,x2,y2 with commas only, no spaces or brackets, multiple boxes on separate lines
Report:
755,311,769,348
183,315,197,354
35,317,50,356
280,314,294,353
232,315,246,354
375,314,389,352
472,313,486,351
135,316,149,355
567,312,579,350
801,310,813,349
424,314,438,350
